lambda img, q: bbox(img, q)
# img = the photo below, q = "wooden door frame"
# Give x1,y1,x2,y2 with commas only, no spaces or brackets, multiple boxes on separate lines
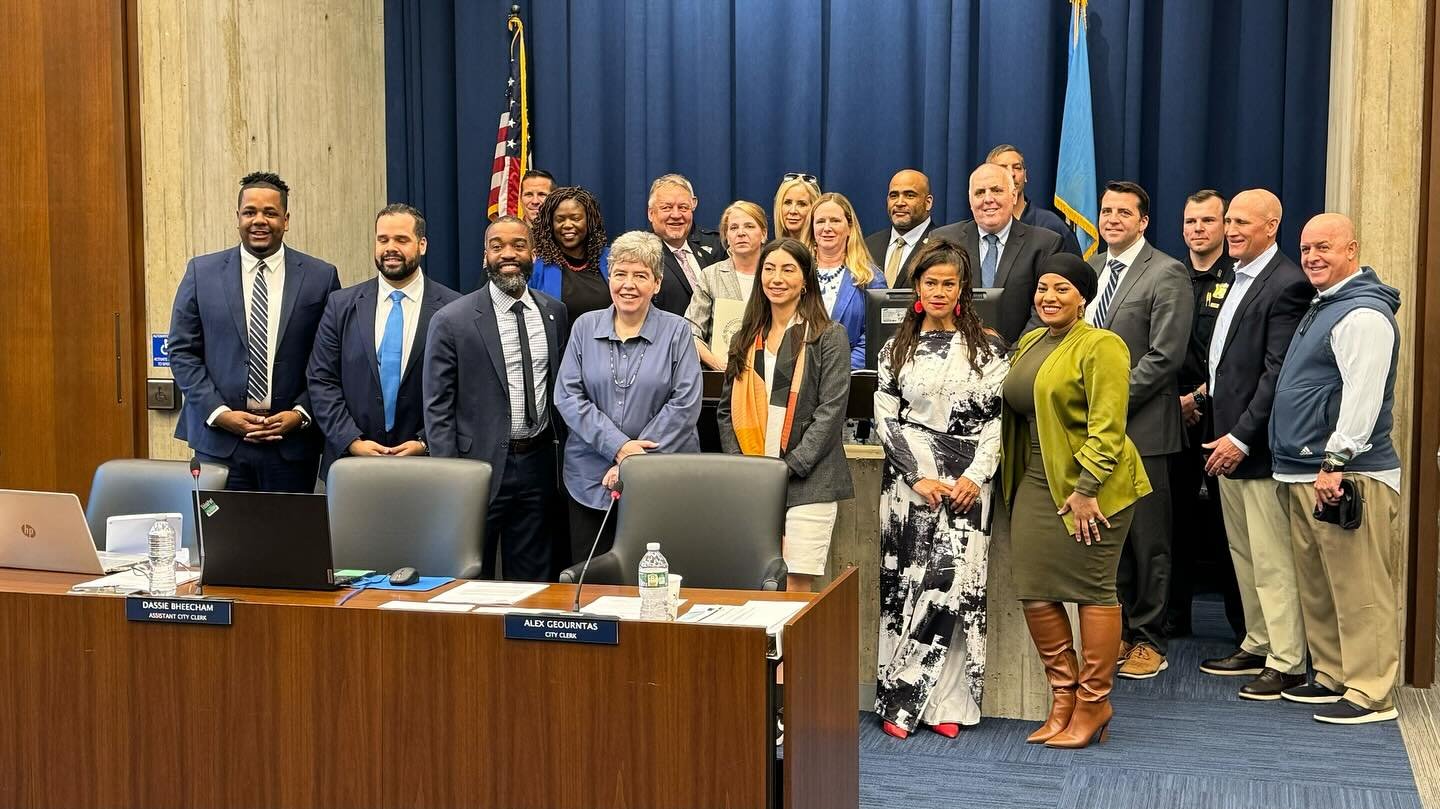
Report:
121,0,149,460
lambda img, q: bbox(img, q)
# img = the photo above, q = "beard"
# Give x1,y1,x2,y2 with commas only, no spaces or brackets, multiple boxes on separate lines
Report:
488,258,534,296
375,252,421,282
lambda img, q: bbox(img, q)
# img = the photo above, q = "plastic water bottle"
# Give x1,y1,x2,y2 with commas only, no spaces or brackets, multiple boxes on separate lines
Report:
638,542,669,621
146,519,177,596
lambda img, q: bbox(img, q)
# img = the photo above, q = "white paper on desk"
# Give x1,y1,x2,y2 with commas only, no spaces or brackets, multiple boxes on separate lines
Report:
428,581,547,605
469,606,551,615
70,569,200,595
679,600,805,657
581,595,687,620
378,600,474,613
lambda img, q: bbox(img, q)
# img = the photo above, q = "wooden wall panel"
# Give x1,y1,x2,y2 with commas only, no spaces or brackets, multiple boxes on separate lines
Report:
0,0,140,497
138,0,387,461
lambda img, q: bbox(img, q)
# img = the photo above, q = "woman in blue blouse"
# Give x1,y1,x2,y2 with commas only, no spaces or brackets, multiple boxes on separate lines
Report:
804,192,886,368
529,186,612,324
554,230,703,561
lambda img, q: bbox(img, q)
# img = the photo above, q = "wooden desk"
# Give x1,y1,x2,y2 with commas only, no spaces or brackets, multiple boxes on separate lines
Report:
0,567,857,809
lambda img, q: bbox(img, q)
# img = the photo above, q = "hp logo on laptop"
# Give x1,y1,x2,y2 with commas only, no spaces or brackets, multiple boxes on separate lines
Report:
20,524,35,539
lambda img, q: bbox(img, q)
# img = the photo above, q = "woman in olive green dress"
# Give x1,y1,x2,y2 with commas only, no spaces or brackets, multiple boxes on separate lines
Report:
1000,253,1151,750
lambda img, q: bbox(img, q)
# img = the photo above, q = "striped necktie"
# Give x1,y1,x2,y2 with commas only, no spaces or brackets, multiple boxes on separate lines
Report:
1092,259,1126,327
246,261,270,404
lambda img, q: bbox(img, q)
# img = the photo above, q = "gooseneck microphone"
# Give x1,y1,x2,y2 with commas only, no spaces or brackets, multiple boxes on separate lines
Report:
189,457,207,597
570,480,622,613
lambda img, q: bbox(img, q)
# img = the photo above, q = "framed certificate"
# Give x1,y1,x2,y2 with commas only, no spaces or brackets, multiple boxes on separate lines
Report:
708,297,746,358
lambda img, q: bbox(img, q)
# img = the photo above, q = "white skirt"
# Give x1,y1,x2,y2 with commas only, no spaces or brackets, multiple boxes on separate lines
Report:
784,501,839,576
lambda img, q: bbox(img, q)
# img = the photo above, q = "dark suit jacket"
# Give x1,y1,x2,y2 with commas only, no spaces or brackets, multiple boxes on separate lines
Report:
168,245,341,462
1087,242,1193,456
654,228,725,316
1208,250,1312,479
863,220,941,289
423,283,570,502
306,275,461,477
929,219,1063,345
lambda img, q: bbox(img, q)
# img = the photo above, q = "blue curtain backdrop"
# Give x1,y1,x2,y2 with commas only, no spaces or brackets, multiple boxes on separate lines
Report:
384,0,1332,292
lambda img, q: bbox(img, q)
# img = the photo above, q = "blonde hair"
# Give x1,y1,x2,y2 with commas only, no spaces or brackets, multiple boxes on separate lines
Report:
772,177,820,239
718,200,768,249
803,192,877,286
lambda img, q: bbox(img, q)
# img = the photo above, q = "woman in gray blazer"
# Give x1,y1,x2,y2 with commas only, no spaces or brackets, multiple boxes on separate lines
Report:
717,238,854,592
685,200,768,370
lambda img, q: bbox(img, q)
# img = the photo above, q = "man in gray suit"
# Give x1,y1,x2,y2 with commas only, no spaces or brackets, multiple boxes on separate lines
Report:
932,163,1064,344
1085,180,1193,680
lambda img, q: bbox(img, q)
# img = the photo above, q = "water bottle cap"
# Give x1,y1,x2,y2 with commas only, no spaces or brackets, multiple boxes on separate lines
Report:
646,542,660,551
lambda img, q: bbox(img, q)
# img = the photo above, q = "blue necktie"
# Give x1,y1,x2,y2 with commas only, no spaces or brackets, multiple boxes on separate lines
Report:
1092,259,1126,327
980,233,999,287
378,290,405,431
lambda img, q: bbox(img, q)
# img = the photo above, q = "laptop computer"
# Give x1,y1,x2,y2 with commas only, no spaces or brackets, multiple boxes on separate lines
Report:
196,490,338,590
0,489,148,574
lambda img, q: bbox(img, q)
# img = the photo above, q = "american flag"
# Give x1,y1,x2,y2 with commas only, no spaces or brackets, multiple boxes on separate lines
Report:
487,12,530,220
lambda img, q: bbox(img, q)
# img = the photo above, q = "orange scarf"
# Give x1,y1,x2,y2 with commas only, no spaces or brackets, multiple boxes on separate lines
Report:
731,324,807,457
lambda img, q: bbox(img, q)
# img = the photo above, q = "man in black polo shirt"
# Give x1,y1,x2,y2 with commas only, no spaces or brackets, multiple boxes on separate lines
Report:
1166,189,1243,640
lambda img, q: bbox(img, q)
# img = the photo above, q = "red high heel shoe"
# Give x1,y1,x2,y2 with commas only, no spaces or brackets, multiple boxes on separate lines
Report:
881,720,909,740
928,722,961,738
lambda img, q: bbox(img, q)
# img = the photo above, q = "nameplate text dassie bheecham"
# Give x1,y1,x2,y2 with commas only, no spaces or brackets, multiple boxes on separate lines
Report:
125,596,233,626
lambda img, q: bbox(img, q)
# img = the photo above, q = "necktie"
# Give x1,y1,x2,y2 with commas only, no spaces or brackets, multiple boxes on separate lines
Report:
246,261,270,405
511,300,539,428
980,233,999,286
884,236,906,286
1092,259,1126,327
675,246,700,289
378,290,404,431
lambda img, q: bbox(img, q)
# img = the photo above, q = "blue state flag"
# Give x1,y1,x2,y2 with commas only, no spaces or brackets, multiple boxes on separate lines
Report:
1054,0,1099,259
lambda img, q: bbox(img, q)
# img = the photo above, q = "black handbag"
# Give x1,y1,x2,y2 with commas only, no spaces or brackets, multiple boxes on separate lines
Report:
1313,478,1363,530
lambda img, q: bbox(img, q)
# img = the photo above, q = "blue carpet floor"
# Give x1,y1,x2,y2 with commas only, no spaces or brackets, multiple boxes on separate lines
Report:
858,599,1422,808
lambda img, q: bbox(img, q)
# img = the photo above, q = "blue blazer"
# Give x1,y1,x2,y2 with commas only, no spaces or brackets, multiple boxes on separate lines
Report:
423,284,570,503
528,248,610,299
831,267,887,369
306,275,461,477
168,246,341,461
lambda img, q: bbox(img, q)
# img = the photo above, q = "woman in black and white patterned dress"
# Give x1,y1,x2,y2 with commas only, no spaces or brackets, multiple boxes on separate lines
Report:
873,239,1007,740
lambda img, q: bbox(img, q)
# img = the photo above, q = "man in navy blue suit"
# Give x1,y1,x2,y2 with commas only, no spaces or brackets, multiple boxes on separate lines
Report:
306,204,460,479
424,216,570,581
168,172,341,492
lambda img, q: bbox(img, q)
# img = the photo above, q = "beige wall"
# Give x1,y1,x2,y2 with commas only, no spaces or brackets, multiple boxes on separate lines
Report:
1325,0,1427,675
140,0,387,460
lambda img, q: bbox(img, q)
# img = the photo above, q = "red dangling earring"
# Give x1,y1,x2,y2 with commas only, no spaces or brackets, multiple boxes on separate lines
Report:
955,302,964,317
913,300,924,314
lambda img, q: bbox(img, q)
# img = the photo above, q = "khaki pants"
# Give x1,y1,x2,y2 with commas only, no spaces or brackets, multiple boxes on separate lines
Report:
1217,477,1306,674
1284,477,1401,710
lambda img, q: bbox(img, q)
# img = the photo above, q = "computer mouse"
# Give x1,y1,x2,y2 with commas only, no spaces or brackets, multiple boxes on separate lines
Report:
388,566,420,587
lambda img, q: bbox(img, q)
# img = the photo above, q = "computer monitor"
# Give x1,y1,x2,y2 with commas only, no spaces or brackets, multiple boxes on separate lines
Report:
863,287,1005,370
197,490,338,590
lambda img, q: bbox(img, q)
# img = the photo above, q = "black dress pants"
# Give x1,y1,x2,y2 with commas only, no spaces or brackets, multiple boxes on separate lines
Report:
483,441,555,582
1117,454,1173,654
1167,422,1245,641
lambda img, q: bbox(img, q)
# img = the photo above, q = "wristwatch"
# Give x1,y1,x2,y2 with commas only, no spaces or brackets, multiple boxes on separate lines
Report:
1320,457,1346,474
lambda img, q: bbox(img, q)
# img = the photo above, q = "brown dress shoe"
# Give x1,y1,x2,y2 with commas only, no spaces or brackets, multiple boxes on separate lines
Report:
1022,602,1079,744
1047,604,1122,749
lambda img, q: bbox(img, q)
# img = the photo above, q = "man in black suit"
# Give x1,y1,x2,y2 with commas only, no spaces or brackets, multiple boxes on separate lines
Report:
1084,181,1193,680
168,171,340,492
864,169,940,288
306,204,460,480
424,216,570,581
1168,189,1244,642
1197,189,1313,701
932,162,1064,344
647,173,724,316
987,144,1083,256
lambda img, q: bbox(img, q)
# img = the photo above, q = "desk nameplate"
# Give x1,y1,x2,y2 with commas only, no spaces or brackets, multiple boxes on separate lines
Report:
504,612,618,645
125,595,233,626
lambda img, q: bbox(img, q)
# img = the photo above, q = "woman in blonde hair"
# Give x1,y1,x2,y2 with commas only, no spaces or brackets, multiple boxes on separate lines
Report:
685,201,768,370
773,173,820,240
804,192,887,368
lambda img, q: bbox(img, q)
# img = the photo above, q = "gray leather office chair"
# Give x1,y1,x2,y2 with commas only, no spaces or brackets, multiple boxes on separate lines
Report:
559,453,788,590
85,459,229,554
326,456,491,578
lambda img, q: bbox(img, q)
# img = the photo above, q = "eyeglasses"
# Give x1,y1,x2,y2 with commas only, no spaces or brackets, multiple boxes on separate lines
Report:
783,172,819,187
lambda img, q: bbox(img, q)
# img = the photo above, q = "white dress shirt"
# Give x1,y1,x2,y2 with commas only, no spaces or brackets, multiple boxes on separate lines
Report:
374,272,425,371
488,282,550,438
1084,237,1147,325
977,219,1014,284
1207,241,1279,455
886,217,932,274
1273,271,1400,491
817,264,846,317
208,245,303,424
